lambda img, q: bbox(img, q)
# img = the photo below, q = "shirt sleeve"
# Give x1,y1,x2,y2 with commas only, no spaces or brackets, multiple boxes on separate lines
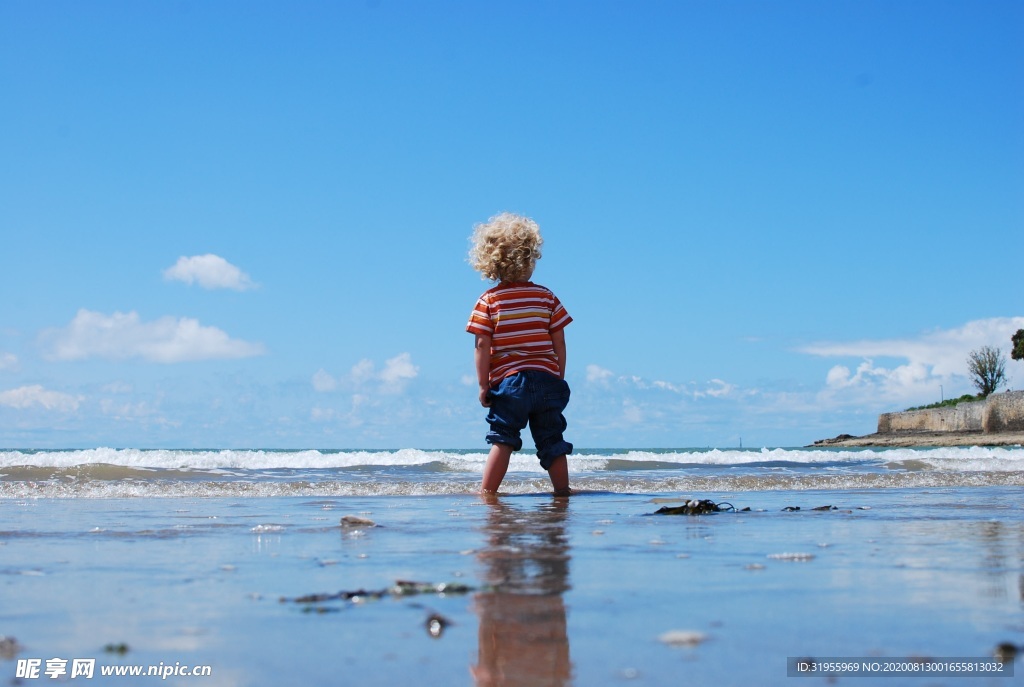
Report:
549,295,572,333
466,296,494,335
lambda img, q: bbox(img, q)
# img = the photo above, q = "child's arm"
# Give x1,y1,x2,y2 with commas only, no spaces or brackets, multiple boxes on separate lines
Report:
551,328,567,379
474,334,493,406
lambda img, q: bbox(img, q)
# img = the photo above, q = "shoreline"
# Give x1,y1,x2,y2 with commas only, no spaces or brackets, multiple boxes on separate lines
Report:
811,430,1024,448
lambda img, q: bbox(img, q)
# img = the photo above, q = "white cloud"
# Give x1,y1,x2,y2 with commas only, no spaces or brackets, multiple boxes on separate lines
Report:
44,309,266,363
584,363,743,401
0,352,17,371
0,385,80,412
102,381,134,394
348,354,419,392
163,254,256,291
697,379,737,398
380,353,419,389
99,398,157,420
311,407,336,422
312,369,338,392
312,354,420,399
311,394,371,427
586,364,614,384
350,359,376,384
802,316,1024,403
621,400,644,424
803,317,1024,376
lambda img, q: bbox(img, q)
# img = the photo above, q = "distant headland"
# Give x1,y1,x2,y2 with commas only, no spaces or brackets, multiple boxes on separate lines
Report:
812,390,1024,447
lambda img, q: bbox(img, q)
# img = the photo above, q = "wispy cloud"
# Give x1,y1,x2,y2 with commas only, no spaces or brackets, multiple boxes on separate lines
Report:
584,363,745,400
802,317,1024,376
801,316,1024,403
311,368,338,392
311,353,420,395
586,364,614,384
43,309,266,363
163,254,256,291
694,379,737,399
0,352,17,371
378,353,419,391
350,359,376,385
311,394,369,427
0,385,80,412
307,354,422,439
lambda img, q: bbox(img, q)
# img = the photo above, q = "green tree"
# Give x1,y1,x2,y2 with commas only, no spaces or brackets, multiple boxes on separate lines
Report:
966,346,1006,397
1012,329,1024,361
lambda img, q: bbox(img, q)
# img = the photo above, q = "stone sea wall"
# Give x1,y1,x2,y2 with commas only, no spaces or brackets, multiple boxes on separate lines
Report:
877,391,1024,435
983,391,1024,433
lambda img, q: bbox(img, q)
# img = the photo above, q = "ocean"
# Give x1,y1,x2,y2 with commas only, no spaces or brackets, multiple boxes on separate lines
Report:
2,445,1023,498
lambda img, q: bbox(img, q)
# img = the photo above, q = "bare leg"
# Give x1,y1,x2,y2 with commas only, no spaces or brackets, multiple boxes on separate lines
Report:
546,454,570,495
481,443,514,493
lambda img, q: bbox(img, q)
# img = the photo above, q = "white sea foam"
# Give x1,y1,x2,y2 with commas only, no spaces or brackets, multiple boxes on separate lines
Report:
2,471,1023,499
0,448,486,470
2,446,1022,499
608,446,1024,470
2,446,1023,472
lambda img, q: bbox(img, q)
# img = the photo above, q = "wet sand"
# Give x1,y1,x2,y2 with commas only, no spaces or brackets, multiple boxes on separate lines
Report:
812,431,1024,448
1,489,1021,685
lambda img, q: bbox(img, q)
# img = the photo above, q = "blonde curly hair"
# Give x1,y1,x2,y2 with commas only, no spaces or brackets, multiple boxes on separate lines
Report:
468,212,543,282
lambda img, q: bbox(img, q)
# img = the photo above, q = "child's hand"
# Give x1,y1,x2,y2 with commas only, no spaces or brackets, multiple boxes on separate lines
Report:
479,387,492,407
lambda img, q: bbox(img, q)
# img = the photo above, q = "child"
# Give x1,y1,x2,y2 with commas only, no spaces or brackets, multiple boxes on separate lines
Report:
466,212,573,495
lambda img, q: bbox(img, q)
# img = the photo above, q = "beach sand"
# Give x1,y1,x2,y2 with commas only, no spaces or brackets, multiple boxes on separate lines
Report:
812,432,1024,448
1,488,1021,686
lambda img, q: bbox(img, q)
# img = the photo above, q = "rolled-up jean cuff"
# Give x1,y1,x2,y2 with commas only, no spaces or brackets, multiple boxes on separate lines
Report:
537,441,573,470
485,433,523,452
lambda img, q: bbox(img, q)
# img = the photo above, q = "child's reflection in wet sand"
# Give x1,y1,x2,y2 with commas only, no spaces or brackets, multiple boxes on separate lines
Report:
472,495,572,687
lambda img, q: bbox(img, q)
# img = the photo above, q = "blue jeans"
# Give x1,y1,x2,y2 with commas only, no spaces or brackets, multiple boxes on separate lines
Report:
485,370,573,470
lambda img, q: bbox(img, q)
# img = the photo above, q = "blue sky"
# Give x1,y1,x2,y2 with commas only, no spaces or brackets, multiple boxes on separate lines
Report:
1,0,1022,449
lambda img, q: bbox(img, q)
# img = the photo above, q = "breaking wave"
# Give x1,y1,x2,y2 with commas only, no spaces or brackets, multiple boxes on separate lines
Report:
1,446,1021,498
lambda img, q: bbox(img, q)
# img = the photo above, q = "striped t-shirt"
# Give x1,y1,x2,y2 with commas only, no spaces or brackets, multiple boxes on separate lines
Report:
467,282,573,386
